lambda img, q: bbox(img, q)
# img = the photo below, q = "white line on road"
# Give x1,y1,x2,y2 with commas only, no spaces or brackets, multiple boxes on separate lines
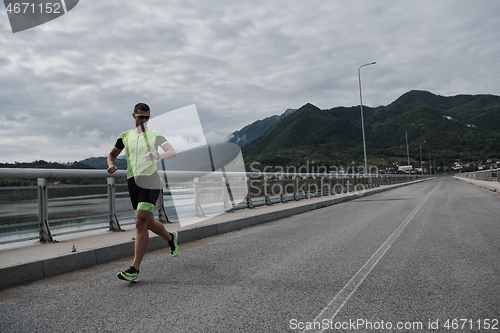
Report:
303,181,440,333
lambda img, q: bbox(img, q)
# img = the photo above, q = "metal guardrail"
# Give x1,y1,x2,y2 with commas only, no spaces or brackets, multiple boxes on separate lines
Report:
0,168,423,246
455,168,500,182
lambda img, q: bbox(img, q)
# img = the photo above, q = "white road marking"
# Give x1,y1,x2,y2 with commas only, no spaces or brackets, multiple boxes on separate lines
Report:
303,182,440,333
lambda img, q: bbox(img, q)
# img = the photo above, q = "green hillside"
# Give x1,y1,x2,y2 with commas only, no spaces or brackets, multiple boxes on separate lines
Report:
0,160,102,186
243,103,361,168
242,90,500,171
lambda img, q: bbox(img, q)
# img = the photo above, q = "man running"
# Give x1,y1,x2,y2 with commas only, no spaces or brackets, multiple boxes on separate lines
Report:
107,102,179,282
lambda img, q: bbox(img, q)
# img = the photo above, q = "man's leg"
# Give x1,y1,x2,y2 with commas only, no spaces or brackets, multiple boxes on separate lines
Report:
132,209,176,271
131,209,152,271
148,215,179,256
147,216,173,241
119,177,178,281
146,213,179,257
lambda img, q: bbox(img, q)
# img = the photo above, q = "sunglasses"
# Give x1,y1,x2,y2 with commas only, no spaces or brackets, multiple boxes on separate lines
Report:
134,113,151,119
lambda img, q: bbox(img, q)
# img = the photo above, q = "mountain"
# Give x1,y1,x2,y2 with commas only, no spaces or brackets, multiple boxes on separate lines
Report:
242,103,361,167
363,91,500,159
324,105,376,127
80,156,127,170
6,90,495,180
240,90,500,170
228,108,296,147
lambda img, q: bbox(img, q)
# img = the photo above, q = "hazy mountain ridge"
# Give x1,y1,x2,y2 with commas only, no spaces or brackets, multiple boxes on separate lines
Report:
228,108,297,148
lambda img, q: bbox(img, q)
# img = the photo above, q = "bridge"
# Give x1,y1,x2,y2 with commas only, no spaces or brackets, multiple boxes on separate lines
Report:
0,171,499,332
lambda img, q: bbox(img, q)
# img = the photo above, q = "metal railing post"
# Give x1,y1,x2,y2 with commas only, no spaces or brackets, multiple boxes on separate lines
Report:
280,176,287,203
246,177,254,208
37,177,53,242
223,176,234,212
194,177,205,217
107,177,122,231
326,175,330,195
157,188,169,223
346,179,352,194
321,175,327,196
264,177,272,205
305,178,311,199
294,176,299,201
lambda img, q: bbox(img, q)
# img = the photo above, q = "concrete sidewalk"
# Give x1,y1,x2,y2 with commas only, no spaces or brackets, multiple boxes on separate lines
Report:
0,180,427,290
453,176,500,193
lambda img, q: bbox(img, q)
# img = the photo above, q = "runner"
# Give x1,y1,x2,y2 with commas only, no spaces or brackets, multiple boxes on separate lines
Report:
107,103,179,282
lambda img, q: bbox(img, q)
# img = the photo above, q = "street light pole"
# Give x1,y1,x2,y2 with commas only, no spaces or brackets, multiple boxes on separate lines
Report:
428,152,431,176
358,62,376,175
419,141,426,176
405,123,414,174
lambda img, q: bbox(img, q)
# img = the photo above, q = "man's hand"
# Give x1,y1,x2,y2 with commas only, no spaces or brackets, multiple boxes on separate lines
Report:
144,152,159,162
107,165,118,174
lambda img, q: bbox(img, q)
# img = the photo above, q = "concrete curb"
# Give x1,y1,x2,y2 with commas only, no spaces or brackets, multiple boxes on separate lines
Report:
0,180,424,290
453,176,500,193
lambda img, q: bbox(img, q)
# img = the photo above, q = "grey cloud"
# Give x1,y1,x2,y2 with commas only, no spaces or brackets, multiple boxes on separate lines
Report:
0,0,499,162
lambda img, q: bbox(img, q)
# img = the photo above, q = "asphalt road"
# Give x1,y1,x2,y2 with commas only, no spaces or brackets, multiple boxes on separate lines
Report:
1,177,499,333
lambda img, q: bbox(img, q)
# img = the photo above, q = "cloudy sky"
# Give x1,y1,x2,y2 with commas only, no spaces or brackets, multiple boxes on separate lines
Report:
0,0,499,163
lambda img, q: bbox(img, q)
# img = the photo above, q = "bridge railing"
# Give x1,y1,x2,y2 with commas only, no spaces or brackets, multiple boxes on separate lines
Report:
0,168,422,247
455,168,500,182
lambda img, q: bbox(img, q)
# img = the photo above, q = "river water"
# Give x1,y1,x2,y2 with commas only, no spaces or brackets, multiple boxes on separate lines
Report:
0,189,188,249
0,187,251,250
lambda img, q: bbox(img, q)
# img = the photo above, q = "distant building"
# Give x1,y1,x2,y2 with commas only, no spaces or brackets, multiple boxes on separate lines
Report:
398,165,412,173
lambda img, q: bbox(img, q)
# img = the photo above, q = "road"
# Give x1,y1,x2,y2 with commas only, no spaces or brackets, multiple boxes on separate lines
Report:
1,177,499,332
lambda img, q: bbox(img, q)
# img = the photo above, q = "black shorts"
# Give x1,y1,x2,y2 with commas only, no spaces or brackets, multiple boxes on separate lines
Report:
127,175,161,212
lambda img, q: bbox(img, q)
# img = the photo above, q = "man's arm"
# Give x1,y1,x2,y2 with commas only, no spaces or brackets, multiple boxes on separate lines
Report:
159,142,177,160
144,142,177,162
107,147,121,174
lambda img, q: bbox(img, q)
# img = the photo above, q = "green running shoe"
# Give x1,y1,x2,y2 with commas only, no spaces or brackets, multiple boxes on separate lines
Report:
169,231,179,257
117,266,139,281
